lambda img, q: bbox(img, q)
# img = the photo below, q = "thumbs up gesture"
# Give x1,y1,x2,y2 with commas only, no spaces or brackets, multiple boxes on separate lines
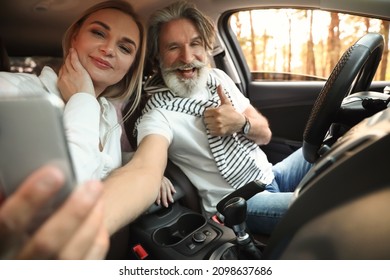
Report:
204,85,246,136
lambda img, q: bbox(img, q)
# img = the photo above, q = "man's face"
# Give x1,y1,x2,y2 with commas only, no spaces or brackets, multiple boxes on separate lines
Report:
158,18,209,97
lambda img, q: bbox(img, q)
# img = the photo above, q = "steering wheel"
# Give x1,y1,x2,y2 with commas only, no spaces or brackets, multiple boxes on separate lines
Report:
302,33,384,163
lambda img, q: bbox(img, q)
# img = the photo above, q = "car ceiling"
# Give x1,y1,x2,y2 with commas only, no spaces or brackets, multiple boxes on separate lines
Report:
0,0,389,57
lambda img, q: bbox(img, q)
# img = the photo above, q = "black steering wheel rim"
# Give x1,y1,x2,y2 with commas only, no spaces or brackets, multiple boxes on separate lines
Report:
302,33,384,163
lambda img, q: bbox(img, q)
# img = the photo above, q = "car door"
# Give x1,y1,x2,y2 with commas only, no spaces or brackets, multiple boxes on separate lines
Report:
216,7,390,164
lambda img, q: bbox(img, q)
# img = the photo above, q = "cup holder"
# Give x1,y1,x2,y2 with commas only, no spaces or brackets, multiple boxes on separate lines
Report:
153,213,206,246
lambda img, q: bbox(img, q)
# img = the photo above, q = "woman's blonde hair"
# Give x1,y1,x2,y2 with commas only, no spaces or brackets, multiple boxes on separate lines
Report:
62,0,146,117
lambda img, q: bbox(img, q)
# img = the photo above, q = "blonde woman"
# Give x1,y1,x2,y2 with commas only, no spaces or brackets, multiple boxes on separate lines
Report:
0,0,144,183
0,1,172,259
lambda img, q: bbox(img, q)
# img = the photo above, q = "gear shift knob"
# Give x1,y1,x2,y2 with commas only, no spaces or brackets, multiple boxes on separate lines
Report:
223,197,247,227
222,196,249,242
222,196,263,259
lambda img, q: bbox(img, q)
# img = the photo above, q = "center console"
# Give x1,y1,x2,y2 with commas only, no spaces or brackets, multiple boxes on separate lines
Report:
129,202,236,260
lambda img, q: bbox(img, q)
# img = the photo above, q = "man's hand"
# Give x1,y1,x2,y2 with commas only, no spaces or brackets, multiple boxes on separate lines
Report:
58,48,95,102
204,85,245,136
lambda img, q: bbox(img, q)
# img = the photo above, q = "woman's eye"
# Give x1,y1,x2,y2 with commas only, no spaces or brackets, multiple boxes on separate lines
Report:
119,44,133,54
91,29,105,38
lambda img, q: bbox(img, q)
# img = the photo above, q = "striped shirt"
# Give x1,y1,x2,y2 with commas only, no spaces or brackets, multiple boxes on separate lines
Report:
136,71,273,190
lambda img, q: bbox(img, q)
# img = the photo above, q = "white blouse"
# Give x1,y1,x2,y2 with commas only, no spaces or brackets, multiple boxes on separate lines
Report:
0,66,122,183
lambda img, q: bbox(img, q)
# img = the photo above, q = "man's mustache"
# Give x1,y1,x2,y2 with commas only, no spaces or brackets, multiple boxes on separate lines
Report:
164,60,206,72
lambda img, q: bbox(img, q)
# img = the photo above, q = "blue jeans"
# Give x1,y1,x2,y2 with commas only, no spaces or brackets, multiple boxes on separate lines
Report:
246,148,312,235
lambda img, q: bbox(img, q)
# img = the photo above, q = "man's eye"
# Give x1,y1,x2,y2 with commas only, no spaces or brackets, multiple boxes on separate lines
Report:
168,45,179,51
192,41,202,46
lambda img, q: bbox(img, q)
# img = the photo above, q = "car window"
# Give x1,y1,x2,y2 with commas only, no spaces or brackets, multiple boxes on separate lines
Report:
9,56,62,74
229,8,390,82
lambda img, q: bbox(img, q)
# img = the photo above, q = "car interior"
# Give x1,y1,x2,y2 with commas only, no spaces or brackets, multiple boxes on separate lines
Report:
111,32,390,260
1,0,389,260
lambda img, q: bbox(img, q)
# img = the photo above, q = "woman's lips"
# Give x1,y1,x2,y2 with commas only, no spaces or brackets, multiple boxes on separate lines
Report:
91,56,113,69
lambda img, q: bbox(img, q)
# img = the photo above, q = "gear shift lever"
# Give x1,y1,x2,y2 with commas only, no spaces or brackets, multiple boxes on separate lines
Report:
223,197,249,243
222,196,263,259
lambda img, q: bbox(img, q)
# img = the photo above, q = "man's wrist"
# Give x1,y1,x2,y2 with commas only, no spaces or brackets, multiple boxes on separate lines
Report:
241,115,251,135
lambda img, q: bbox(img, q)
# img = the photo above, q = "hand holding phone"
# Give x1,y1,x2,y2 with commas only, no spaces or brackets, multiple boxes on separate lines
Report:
0,165,108,260
0,94,76,232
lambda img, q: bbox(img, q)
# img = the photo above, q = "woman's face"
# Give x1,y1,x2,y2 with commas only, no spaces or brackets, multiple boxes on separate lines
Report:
71,8,140,92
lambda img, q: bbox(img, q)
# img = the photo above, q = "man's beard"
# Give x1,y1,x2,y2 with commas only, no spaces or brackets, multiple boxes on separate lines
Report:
160,60,209,98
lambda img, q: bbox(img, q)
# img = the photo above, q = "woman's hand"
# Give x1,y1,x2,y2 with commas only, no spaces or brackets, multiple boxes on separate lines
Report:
0,165,109,260
156,176,176,208
58,48,95,102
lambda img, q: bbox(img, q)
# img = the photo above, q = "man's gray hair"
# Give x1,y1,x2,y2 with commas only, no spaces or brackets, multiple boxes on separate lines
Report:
147,0,215,71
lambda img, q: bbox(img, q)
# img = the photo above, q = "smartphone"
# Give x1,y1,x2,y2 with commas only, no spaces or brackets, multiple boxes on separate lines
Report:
0,93,76,232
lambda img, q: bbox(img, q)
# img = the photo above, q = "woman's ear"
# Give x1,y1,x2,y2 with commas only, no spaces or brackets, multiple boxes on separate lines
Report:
71,35,77,47
71,27,80,47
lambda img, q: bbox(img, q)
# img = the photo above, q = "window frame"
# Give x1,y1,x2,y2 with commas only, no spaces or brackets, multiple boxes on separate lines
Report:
217,7,390,93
